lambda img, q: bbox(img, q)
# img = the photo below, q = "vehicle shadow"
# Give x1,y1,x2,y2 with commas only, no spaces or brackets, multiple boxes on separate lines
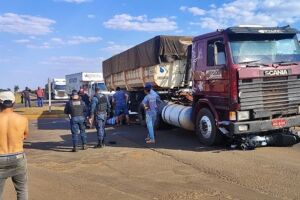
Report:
35,118,70,130
26,118,230,153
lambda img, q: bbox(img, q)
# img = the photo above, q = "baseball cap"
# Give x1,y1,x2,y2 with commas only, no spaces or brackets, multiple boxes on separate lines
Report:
144,85,151,90
0,91,15,103
145,82,153,88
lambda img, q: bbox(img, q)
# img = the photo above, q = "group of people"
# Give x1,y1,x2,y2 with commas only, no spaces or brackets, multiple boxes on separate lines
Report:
64,87,110,152
0,83,161,199
21,87,45,107
65,83,161,152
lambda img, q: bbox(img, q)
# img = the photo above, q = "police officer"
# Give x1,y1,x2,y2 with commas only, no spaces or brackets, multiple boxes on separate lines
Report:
64,91,88,152
89,87,111,148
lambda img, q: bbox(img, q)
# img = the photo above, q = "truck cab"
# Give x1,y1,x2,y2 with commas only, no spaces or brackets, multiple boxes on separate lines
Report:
88,82,113,97
192,26,300,145
45,79,69,100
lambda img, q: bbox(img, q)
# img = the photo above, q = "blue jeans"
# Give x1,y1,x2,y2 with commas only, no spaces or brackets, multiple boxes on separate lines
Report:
146,111,157,140
70,116,87,146
95,113,107,141
37,97,44,107
24,98,31,107
0,153,28,200
114,104,129,116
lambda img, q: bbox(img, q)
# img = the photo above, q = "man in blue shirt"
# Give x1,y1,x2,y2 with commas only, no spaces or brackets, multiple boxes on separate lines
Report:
142,85,161,144
112,87,129,125
89,88,111,148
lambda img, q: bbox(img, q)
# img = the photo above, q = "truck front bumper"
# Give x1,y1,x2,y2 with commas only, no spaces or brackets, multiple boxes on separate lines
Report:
230,115,300,134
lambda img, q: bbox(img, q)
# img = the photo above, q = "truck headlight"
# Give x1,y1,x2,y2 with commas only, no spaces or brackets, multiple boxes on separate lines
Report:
237,111,250,121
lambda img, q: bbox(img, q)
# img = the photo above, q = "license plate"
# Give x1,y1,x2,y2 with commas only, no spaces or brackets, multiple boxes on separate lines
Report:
272,118,287,127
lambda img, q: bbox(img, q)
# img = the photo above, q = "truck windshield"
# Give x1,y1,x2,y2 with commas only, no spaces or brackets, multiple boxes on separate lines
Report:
54,85,66,90
229,34,300,65
94,83,107,91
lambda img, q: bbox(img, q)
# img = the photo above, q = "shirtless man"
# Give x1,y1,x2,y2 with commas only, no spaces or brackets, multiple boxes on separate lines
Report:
0,91,28,200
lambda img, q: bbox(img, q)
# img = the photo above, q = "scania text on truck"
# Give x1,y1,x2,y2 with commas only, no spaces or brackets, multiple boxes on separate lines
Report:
103,27,300,146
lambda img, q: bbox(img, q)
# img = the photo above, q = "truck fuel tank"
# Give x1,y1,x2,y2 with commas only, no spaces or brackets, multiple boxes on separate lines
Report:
161,104,195,131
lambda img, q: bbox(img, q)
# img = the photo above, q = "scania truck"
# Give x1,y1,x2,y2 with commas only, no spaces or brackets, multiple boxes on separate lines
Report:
103,26,300,145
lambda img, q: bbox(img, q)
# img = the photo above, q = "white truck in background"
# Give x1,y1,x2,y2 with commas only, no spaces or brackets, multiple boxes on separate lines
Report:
45,78,69,100
65,72,110,97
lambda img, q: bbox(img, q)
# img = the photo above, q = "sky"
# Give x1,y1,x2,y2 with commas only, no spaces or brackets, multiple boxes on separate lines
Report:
1,0,300,90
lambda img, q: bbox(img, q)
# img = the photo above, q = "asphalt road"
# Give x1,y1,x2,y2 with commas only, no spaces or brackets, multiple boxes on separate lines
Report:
3,118,300,200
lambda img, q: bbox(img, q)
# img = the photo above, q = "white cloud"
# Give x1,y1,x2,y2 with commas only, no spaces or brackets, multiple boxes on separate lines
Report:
26,42,51,49
67,36,102,45
57,0,92,3
102,42,133,54
180,6,205,16
182,0,300,30
20,36,102,49
87,14,96,19
103,14,178,32
50,36,102,45
40,56,103,74
51,37,65,45
0,13,55,35
49,56,100,66
14,39,31,44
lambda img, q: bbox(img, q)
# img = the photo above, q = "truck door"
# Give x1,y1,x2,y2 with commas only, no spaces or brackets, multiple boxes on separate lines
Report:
204,37,230,111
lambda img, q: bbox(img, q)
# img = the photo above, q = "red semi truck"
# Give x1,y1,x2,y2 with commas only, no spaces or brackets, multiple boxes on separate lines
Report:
103,26,300,146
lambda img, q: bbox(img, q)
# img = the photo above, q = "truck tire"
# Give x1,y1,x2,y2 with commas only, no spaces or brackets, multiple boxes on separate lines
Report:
196,108,222,146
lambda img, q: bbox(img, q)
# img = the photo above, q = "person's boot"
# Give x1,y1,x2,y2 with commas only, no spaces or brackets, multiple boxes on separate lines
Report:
72,146,78,152
95,140,102,148
82,144,88,150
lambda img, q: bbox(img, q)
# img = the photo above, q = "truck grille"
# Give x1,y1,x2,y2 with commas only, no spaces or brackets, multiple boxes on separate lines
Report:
57,91,66,97
238,75,300,118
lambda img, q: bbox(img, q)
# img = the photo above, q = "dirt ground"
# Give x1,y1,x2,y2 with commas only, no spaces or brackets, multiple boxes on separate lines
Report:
2,118,300,200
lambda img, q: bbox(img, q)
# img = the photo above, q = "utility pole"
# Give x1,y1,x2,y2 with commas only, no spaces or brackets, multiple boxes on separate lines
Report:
48,78,52,112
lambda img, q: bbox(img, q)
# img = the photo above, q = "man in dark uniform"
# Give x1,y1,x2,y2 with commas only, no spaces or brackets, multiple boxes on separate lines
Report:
64,91,88,152
89,88,111,148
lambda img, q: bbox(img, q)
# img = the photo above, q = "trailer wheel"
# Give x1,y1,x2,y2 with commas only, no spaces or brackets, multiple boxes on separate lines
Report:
196,108,222,146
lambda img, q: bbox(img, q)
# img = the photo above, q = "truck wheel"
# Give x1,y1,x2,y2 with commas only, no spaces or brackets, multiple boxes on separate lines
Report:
196,108,222,146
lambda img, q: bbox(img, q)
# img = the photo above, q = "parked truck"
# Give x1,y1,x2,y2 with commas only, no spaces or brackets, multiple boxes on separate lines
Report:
65,72,109,97
103,27,300,146
45,78,69,100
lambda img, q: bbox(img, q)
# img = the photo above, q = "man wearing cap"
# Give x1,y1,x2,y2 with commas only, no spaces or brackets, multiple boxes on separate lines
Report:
64,91,88,152
89,87,111,148
142,85,161,144
0,91,29,200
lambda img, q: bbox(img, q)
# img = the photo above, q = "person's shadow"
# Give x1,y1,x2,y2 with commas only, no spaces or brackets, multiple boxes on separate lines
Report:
26,118,229,153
